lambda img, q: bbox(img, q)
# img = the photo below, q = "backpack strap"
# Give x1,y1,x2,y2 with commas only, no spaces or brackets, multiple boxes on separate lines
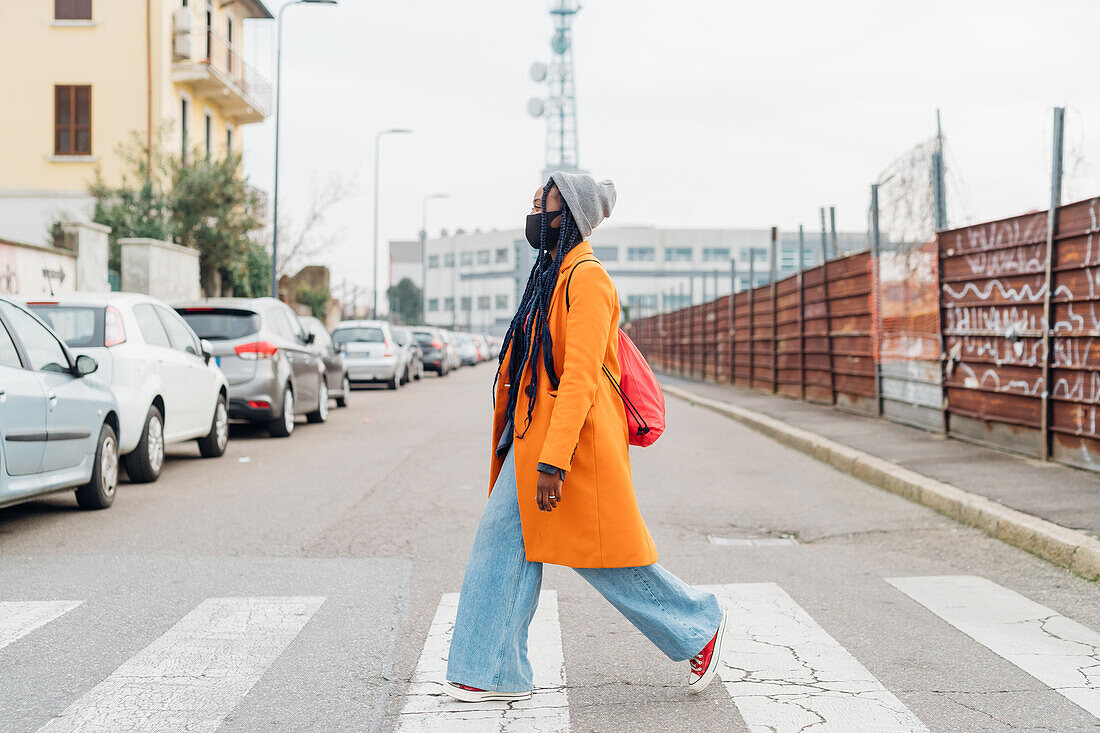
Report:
565,258,603,311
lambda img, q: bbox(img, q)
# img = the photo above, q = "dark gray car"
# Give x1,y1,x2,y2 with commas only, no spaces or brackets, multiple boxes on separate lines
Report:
175,298,328,437
299,315,350,408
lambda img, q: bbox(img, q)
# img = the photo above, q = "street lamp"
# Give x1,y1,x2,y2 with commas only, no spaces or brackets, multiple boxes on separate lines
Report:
372,128,413,316
271,0,338,300
420,193,449,325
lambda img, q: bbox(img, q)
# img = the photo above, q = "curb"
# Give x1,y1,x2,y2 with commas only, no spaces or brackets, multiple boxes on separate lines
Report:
663,383,1100,582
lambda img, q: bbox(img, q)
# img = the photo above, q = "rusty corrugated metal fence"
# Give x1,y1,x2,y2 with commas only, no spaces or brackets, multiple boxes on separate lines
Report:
624,195,1100,472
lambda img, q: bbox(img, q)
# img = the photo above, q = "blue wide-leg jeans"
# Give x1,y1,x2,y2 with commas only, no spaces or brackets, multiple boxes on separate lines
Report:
446,446,724,693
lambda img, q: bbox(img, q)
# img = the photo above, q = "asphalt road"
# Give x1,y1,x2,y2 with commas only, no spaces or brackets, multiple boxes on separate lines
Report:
1,363,1099,732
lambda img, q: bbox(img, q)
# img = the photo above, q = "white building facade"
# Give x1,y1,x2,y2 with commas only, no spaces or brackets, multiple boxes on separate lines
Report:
414,225,866,336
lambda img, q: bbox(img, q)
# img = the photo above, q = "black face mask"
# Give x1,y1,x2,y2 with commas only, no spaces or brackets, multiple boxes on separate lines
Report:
525,211,561,250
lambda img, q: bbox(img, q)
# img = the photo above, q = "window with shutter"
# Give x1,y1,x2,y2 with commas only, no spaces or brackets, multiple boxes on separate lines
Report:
55,0,92,20
54,85,91,155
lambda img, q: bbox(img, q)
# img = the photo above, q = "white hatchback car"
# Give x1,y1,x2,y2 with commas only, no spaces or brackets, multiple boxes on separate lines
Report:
27,293,230,483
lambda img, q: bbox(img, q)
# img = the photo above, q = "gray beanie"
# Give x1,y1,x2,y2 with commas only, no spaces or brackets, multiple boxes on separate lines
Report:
549,171,616,239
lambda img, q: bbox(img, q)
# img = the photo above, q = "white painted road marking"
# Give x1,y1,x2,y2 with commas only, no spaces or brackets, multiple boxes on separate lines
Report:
888,575,1100,720
707,535,799,547
0,601,82,653
35,596,325,733
702,583,928,732
396,591,569,732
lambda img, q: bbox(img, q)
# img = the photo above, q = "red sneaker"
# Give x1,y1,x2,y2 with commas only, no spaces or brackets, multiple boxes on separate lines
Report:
441,680,533,703
688,609,728,692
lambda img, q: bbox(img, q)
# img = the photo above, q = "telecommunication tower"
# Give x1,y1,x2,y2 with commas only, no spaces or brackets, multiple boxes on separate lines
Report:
528,0,583,182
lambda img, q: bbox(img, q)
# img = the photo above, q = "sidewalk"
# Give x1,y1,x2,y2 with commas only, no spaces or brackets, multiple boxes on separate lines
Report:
659,373,1100,541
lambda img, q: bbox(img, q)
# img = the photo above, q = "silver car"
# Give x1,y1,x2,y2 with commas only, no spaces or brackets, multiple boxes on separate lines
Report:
0,296,120,511
175,298,328,437
391,326,423,384
332,320,404,390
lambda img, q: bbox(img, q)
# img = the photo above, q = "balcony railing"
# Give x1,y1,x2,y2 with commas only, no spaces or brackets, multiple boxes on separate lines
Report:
173,26,272,120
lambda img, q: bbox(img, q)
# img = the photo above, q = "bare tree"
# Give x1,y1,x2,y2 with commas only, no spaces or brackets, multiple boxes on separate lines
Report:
273,174,356,278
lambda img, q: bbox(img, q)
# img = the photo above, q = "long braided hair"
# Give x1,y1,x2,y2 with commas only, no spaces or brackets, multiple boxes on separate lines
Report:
494,180,585,437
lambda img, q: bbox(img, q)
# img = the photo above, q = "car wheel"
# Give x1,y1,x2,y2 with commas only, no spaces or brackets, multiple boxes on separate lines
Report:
414,361,422,380
402,363,411,385
198,394,229,458
307,379,329,423
388,369,400,390
268,385,295,437
123,405,165,483
335,375,350,408
75,423,119,510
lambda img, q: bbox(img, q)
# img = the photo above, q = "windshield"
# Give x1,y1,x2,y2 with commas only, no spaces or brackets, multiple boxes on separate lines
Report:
177,308,261,340
27,305,104,348
412,331,436,345
332,327,385,345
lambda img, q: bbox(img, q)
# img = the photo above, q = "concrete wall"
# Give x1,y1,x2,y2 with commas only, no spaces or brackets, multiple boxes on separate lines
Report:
119,237,200,302
0,238,78,297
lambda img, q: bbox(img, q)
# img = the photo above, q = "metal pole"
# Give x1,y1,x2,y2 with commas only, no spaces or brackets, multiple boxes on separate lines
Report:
797,224,805,400
729,259,736,384
372,133,381,316
1040,107,1065,461
420,209,427,326
870,184,883,417
829,206,838,257
769,227,778,393
270,2,293,298
933,109,948,231
820,208,828,263
451,235,457,329
748,254,755,389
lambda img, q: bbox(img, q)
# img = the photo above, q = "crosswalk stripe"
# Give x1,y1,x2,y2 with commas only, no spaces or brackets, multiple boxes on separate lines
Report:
701,583,929,732
34,596,325,733
0,601,82,653
887,575,1100,720
396,591,569,732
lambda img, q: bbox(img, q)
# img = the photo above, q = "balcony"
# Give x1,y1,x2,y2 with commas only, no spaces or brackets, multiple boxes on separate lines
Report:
171,26,271,123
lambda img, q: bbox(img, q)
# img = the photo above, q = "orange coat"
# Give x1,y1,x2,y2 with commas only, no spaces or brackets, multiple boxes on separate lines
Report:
489,241,658,568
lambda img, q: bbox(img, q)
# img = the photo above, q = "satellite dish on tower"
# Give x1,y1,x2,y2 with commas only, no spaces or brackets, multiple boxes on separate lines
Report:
529,62,548,82
527,98,545,118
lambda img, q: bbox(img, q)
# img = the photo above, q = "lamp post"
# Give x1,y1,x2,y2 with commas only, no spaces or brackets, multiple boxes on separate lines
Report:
271,0,337,300
420,193,449,325
371,127,412,316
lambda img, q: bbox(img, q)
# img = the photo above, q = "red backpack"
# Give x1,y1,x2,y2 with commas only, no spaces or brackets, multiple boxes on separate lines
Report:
567,260,666,447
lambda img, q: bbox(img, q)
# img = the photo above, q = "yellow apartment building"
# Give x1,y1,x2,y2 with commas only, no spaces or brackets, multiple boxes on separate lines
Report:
0,0,273,246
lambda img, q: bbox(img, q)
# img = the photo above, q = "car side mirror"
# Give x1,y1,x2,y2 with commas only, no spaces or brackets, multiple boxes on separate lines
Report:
303,332,316,345
200,339,213,365
74,354,98,377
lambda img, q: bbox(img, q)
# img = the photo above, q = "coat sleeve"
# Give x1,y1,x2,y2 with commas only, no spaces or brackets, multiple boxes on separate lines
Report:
539,264,615,471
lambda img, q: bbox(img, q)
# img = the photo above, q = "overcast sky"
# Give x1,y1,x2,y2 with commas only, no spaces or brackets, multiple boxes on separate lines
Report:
242,0,1100,299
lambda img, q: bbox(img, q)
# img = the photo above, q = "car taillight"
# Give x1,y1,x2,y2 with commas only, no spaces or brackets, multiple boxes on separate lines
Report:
384,339,393,357
235,341,279,360
431,340,443,349
104,306,126,347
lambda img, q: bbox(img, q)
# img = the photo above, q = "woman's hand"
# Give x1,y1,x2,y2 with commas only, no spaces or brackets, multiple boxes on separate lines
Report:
536,471,563,511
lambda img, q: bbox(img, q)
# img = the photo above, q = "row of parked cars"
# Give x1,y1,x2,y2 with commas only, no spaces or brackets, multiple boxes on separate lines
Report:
0,289,497,515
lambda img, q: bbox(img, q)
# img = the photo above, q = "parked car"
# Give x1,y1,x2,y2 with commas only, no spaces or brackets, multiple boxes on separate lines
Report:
471,333,491,362
331,320,404,390
391,326,423,384
410,327,449,376
298,315,350,408
455,332,479,367
175,298,328,437
0,296,120,510
28,293,230,483
440,330,462,372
